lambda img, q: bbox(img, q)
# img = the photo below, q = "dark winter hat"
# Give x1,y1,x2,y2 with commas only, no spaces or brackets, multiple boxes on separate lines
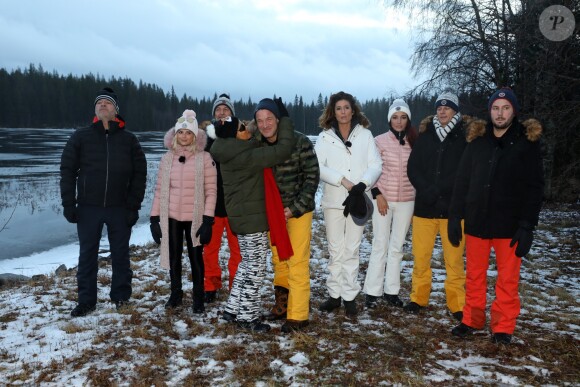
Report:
212,93,236,117
435,92,459,112
94,87,119,113
254,98,280,120
488,87,519,114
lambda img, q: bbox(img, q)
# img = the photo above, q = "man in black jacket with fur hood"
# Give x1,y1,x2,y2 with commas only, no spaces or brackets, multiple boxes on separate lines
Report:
448,87,544,344
60,87,147,317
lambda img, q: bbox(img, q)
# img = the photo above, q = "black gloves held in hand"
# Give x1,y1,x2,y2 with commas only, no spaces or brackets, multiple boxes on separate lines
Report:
63,206,78,223
350,182,367,195
150,216,161,245
214,117,240,139
196,215,214,245
126,209,139,227
510,227,534,257
447,217,463,247
274,97,289,118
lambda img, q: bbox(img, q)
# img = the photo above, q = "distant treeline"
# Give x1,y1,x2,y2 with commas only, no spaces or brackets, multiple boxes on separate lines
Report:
0,64,490,136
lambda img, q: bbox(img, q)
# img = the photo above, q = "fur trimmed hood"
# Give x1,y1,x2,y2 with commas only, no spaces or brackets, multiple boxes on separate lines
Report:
418,114,474,134
466,118,542,143
163,126,208,152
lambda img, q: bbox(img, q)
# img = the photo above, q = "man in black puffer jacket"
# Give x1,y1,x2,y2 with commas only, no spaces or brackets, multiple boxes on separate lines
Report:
448,88,544,345
60,87,147,317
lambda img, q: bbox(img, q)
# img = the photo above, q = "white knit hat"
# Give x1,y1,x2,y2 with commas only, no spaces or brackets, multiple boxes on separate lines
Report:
174,109,198,136
387,98,412,122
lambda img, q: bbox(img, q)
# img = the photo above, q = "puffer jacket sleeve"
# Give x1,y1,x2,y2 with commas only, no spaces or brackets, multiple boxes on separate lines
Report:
126,134,148,210
59,131,81,207
359,130,382,189
315,131,344,186
248,117,296,168
149,154,165,217
289,136,319,217
203,152,218,217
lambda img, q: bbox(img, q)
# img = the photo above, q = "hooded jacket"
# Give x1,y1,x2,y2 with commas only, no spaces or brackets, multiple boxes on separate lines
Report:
150,128,217,268
407,115,472,218
60,117,147,210
449,118,544,238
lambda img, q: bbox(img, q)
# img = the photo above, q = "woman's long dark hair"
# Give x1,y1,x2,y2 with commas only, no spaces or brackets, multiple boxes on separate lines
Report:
318,91,370,129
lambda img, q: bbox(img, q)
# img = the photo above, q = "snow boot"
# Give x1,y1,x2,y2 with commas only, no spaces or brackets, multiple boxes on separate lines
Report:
265,286,289,321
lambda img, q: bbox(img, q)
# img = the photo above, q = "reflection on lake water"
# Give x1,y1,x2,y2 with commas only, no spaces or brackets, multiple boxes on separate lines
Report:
0,127,167,260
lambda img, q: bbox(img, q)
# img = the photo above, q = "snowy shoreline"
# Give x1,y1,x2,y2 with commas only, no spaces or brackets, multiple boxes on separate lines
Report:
0,223,155,278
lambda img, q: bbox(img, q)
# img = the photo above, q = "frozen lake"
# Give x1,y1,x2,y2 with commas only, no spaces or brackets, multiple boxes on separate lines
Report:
0,127,166,272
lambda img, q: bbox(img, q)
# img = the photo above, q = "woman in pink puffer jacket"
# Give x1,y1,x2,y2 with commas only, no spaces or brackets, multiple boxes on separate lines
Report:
363,99,417,309
150,110,217,313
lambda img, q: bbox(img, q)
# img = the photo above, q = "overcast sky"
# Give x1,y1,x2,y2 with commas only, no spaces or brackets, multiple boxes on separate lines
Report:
0,0,420,103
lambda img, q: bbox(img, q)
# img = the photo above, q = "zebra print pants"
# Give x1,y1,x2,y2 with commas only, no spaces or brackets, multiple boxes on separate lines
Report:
224,231,269,322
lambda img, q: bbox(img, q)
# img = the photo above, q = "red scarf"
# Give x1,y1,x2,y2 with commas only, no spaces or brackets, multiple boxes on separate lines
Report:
263,168,293,260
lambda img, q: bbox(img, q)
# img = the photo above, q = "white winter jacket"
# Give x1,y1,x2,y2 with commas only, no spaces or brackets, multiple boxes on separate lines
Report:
315,124,382,210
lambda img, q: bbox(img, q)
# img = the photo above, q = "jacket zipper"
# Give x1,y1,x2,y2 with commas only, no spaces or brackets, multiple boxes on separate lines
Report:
104,129,109,207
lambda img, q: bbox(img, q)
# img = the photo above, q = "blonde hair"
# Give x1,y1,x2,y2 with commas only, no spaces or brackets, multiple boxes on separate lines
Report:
172,130,197,153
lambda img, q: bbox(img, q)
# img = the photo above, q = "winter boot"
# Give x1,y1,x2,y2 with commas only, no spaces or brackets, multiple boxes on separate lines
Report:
265,286,289,321
192,297,205,314
344,299,358,317
165,289,183,309
281,319,310,333
452,311,464,322
492,333,512,344
383,294,403,307
365,294,380,308
71,303,96,317
237,319,271,332
403,301,424,314
451,323,475,338
319,296,341,312
204,290,217,303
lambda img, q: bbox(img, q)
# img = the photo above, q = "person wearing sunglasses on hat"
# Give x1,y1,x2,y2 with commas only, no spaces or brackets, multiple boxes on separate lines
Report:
149,109,217,313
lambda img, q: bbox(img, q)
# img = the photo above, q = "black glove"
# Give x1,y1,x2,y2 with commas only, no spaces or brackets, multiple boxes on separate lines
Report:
510,227,533,257
150,216,161,245
447,217,463,247
126,209,139,227
349,194,368,218
350,182,367,195
342,195,353,218
214,117,239,139
196,215,214,245
63,206,78,223
274,97,289,118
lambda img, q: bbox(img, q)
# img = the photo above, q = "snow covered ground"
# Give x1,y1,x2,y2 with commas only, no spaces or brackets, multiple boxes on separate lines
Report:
0,203,578,385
